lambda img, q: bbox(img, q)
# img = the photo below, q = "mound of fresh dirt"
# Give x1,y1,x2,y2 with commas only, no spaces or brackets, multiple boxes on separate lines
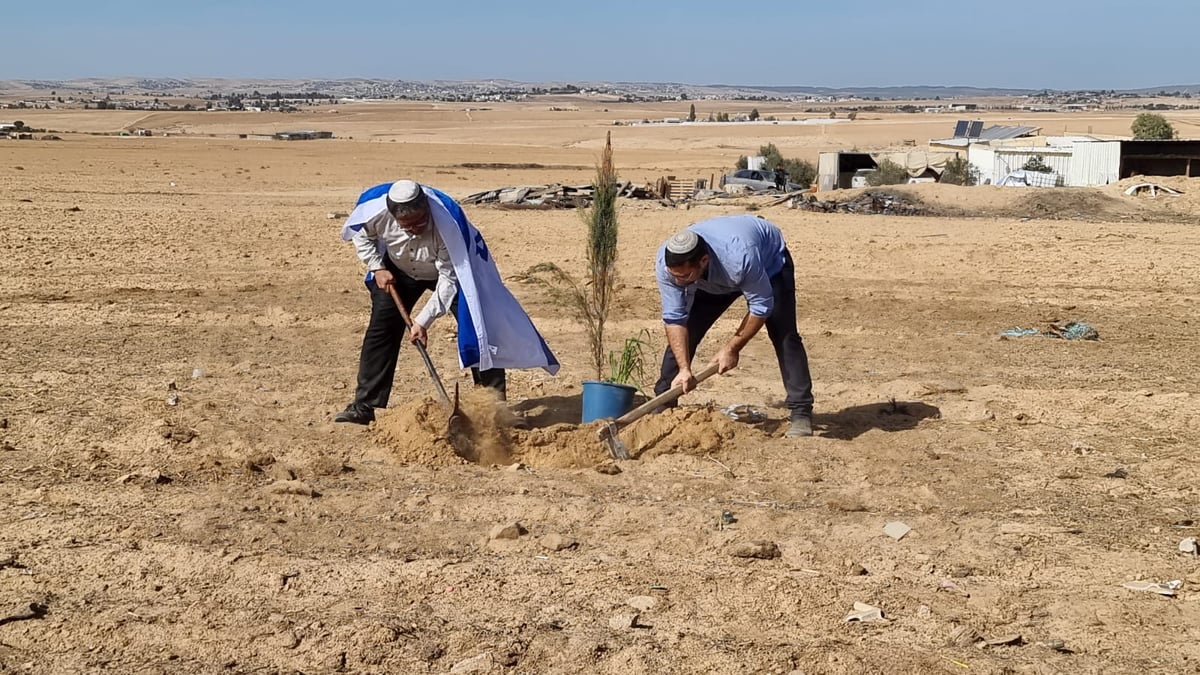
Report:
372,387,517,467
838,181,1200,223
372,397,772,469
1012,189,1134,221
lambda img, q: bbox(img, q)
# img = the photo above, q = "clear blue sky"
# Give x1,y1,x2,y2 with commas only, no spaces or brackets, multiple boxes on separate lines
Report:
3,0,1194,90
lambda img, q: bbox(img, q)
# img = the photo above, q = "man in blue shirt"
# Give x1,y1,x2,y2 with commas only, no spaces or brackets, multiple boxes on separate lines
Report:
655,214,815,437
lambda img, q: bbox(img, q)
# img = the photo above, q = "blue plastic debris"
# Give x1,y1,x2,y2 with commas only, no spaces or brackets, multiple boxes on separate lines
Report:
999,321,1100,341
1050,321,1100,341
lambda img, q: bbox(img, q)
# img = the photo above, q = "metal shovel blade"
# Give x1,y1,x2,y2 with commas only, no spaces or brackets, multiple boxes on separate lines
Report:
445,383,476,460
599,420,631,460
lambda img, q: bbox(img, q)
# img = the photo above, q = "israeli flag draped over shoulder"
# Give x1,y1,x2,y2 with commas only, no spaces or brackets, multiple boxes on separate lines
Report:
341,183,560,375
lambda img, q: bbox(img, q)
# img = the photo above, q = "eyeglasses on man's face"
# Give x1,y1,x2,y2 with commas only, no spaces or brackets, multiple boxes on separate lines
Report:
393,208,429,232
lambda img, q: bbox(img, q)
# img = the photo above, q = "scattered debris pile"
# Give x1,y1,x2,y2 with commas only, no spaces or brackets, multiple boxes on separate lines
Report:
792,190,925,216
462,175,809,210
461,182,657,209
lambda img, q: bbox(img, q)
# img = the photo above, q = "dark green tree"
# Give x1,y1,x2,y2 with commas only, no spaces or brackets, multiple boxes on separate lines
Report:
1131,112,1176,139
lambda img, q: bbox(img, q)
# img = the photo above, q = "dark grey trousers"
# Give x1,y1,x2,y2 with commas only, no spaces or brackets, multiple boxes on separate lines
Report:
654,250,813,416
352,261,505,409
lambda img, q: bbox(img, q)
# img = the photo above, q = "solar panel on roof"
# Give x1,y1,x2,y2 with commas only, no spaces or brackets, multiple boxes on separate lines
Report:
953,120,969,138
967,121,984,138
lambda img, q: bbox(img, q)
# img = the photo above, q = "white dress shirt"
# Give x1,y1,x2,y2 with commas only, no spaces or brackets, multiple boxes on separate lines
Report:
351,209,457,329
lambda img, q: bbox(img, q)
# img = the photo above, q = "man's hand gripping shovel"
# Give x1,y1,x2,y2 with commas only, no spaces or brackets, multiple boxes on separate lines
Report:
597,363,720,460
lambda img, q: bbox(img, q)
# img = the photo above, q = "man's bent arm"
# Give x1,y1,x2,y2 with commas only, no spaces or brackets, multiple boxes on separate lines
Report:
724,313,766,354
665,324,691,373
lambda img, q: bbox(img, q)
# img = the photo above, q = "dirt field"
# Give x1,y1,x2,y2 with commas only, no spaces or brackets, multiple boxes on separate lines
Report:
2,102,1200,673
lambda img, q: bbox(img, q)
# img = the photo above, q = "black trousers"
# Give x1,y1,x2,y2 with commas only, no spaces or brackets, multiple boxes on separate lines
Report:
654,250,813,416
352,259,505,409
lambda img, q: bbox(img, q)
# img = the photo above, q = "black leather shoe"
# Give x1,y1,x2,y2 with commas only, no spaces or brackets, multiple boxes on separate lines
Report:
786,413,813,438
334,403,374,425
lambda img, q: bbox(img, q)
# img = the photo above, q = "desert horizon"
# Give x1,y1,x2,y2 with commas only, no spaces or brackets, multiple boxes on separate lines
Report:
2,92,1199,672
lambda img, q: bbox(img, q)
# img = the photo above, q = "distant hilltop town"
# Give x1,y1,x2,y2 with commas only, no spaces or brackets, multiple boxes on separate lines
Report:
1,77,1199,113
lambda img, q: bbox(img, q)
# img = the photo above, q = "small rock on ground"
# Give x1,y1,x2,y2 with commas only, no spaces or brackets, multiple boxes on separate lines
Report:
608,612,639,630
489,522,527,540
540,533,577,551
731,540,781,559
450,651,494,673
626,595,658,611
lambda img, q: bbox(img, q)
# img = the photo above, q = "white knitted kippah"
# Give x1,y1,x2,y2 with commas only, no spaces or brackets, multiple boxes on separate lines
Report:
387,180,423,205
666,230,700,255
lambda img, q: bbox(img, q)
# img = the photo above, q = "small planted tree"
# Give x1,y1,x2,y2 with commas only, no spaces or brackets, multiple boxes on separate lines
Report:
1131,112,1176,139
529,132,621,381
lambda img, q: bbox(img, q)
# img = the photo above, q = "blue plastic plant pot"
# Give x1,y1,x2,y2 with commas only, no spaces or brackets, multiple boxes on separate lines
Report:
581,380,637,423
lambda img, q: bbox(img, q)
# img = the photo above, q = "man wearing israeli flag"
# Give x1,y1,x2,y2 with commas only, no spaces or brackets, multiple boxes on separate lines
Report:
335,180,559,425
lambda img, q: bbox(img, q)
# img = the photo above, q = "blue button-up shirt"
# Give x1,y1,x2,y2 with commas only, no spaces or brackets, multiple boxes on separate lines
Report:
656,215,786,325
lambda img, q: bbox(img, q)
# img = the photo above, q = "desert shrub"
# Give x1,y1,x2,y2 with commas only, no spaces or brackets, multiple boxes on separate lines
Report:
866,159,910,186
783,158,817,188
1022,155,1053,173
940,155,979,185
739,143,817,188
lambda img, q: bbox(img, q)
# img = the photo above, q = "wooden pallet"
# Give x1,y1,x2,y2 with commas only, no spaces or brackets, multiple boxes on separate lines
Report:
659,177,706,201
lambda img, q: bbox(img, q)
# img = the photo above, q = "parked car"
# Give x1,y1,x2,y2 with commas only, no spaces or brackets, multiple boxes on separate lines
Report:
850,168,877,188
721,168,803,192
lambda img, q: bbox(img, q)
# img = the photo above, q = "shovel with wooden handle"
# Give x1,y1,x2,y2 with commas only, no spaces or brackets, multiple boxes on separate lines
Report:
598,362,721,460
385,285,473,456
